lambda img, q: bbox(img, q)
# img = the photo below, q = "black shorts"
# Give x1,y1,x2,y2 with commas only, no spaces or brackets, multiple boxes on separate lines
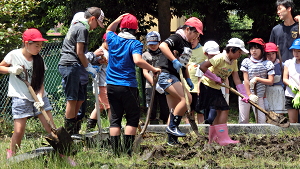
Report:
107,85,140,128
285,96,299,110
197,83,229,111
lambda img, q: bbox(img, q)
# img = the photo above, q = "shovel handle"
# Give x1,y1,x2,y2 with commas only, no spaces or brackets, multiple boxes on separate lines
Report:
219,83,270,115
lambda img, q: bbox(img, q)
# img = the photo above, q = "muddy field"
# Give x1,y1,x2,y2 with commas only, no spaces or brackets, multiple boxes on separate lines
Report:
126,132,300,168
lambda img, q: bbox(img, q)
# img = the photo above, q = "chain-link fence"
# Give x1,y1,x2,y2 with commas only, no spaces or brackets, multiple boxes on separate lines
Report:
0,35,148,119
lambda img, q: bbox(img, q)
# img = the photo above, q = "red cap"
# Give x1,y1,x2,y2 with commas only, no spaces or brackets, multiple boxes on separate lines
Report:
22,28,48,42
120,14,138,30
265,42,278,52
248,38,265,46
184,17,203,35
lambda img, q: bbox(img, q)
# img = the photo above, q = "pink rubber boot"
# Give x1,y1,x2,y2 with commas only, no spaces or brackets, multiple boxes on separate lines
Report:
214,124,239,146
6,149,14,159
208,125,217,144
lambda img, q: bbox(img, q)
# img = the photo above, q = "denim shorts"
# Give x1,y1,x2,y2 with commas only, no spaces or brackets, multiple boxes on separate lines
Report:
59,63,85,101
12,97,52,119
158,72,180,95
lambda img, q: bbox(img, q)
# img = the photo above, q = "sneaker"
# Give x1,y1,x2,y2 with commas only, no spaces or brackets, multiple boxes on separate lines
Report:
6,149,14,159
166,126,186,137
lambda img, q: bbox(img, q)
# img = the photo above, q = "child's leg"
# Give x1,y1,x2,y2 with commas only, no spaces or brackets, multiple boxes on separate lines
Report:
165,82,191,117
238,96,251,123
288,109,299,123
38,110,55,133
251,97,266,124
10,118,27,154
212,110,228,125
197,113,204,124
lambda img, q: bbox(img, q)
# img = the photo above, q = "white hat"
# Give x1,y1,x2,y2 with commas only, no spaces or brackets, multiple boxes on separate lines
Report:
203,41,220,55
226,38,249,54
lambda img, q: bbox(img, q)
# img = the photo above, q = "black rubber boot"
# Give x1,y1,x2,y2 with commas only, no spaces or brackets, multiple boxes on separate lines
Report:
123,135,135,156
74,119,82,134
86,118,97,132
110,136,121,156
167,133,181,146
166,113,186,137
64,117,77,135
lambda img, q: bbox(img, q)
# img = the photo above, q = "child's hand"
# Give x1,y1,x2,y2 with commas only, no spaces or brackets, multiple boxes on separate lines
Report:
250,77,258,89
8,65,23,75
94,48,104,57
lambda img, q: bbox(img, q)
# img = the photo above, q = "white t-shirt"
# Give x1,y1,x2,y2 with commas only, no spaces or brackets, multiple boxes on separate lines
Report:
4,49,47,102
285,58,300,98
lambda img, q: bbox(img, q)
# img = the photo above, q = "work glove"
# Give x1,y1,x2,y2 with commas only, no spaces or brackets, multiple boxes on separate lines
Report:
264,98,270,111
249,94,259,103
204,70,222,84
34,96,44,111
236,84,249,103
250,77,257,90
186,78,194,91
292,92,300,109
224,93,230,104
92,65,101,73
156,83,164,94
85,63,97,78
8,65,23,75
273,75,281,83
289,84,299,94
172,59,182,73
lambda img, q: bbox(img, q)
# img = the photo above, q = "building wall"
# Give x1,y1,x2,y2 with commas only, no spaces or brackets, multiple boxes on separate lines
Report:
146,15,186,33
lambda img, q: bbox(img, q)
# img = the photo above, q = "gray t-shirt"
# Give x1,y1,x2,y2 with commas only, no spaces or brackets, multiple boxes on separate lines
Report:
59,22,89,65
142,51,162,88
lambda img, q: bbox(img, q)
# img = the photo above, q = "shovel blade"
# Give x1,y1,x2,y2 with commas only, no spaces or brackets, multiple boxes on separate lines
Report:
45,127,73,155
266,111,290,128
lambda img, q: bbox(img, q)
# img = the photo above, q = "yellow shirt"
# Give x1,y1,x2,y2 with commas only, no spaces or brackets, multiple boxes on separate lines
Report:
184,46,207,93
201,53,238,90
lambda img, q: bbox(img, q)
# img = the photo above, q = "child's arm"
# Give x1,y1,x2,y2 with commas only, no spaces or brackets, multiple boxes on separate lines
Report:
133,54,161,74
159,43,182,72
106,13,129,33
252,75,274,86
200,61,222,83
143,68,153,86
0,60,23,75
242,71,251,96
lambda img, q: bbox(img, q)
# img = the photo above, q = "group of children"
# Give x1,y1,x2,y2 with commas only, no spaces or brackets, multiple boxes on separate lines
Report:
2,0,300,160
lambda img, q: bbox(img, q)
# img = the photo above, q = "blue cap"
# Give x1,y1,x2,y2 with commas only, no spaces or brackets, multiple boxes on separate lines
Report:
146,31,161,45
290,38,300,50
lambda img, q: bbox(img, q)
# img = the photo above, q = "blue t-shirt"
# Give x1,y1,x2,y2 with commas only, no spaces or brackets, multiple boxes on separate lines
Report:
106,31,143,87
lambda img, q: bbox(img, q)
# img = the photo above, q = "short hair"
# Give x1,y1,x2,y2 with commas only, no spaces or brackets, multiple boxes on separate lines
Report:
225,47,241,54
176,25,198,32
85,7,102,19
276,0,295,16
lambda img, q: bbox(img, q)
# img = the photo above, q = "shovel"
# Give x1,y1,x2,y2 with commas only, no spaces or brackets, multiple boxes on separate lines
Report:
16,68,73,155
179,68,200,136
220,83,290,128
133,74,158,153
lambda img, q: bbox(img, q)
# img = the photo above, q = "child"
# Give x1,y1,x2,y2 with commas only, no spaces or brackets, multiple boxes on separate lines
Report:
239,38,275,124
195,40,229,125
283,38,300,123
183,36,207,124
199,38,249,146
0,28,55,158
58,7,105,135
142,31,169,124
265,42,287,114
86,33,111,131
106,14,161,156
157,17,203,146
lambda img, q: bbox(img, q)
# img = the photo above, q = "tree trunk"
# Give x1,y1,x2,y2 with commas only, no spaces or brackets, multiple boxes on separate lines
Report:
157,0,171,41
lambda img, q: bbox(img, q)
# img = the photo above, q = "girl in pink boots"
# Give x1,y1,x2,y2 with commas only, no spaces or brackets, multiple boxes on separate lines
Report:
199,38,250,146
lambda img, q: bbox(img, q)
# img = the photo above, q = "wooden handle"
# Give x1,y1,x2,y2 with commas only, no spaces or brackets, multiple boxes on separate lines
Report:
219,83,269,115
179,69,191,112
27,86,56,130
140,75,158,135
